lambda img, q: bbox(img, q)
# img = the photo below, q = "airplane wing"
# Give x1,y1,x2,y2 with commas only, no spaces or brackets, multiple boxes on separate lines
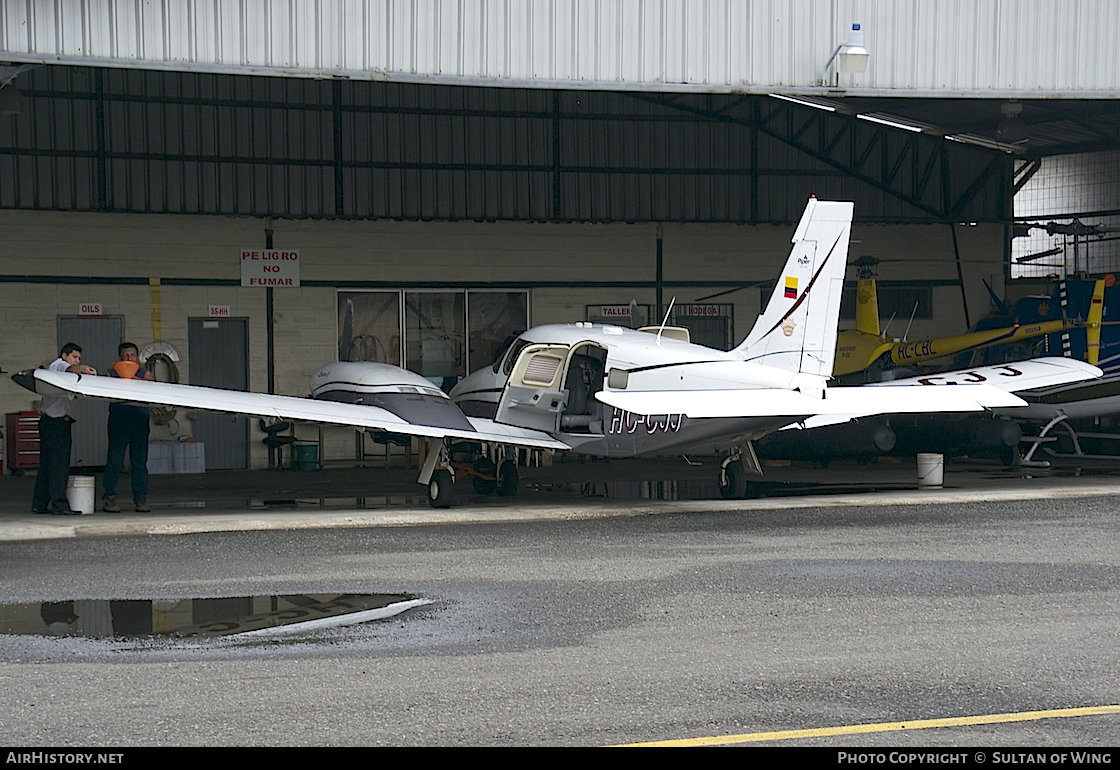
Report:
795,357,1104,429
867,357,1103,392
595,358,1101,421
15,369,568,450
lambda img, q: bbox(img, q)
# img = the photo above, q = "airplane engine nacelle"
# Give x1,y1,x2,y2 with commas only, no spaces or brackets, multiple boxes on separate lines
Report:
891,417,1022,455
756,421,896,461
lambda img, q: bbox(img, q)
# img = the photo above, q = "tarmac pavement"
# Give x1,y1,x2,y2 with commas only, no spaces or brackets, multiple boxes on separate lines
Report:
3,453,1120,542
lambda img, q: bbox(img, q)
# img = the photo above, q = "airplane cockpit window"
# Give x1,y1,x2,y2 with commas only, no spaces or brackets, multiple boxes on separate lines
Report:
490,334,520,373
501,338,533,377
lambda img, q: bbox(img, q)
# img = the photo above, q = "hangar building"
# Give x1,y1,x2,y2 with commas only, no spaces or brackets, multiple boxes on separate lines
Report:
2,0,1119,469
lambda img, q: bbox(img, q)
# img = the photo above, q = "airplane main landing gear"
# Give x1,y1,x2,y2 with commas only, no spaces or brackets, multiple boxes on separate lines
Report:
428,468,455,508
419,438,457,508
718,443,763,499
719,460,748,499
452,453,520,497
432,438,524,505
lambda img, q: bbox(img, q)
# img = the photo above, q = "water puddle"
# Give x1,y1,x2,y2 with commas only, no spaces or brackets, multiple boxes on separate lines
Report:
0,593,431,639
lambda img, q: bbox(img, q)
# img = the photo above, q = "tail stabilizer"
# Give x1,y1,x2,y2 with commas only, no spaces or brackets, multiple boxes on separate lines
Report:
734,197,854,378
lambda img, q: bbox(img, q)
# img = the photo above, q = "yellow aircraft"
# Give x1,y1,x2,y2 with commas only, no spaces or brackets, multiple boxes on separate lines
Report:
833,262,1104,377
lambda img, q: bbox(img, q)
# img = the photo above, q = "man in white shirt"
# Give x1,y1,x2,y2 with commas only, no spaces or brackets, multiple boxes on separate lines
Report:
32,343,96,515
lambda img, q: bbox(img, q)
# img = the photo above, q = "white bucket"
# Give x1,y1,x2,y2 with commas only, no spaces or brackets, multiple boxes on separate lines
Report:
66,475,96,514
916,453,944,489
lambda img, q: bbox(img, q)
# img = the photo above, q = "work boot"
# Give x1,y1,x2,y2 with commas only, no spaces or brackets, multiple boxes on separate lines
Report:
135,502,151,513
102,495,121,513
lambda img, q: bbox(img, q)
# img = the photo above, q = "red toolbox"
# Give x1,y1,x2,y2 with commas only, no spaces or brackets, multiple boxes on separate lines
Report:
6,411,41,475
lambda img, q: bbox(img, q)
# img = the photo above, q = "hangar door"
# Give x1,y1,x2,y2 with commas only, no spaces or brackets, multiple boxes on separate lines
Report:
188,318,249,470
57,315,124,467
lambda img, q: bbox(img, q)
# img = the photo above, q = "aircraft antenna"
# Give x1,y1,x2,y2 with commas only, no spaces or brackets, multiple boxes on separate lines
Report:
657,297,676,345
901,302,919,343
882,311,898,340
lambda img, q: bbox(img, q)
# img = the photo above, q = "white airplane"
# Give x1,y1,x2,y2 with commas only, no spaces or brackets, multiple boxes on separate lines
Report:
15,198,1102,506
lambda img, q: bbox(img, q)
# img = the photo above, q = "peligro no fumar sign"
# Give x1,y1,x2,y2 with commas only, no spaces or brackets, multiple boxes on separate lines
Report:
240,250,300,287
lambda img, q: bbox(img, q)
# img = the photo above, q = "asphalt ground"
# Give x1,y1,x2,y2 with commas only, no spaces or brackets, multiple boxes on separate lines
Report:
3,453,1120,746
1,474,1119,746
4,451,1120,542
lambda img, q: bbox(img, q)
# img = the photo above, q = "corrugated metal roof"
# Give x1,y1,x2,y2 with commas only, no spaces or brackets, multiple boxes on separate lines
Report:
2,0,1119,97
0,66,1015,223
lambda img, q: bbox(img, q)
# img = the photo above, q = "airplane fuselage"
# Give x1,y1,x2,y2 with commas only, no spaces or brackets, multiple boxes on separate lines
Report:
559,412,798,457
451,322,811,457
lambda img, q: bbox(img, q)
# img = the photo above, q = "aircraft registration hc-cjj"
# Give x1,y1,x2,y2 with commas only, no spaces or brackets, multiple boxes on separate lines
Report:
14,198,1102,507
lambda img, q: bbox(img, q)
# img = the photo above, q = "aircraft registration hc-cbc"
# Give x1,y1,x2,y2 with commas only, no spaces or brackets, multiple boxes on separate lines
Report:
15,198,1102,507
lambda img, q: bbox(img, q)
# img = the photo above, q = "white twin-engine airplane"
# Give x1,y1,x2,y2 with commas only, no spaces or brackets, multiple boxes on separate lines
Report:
15,198,1101,507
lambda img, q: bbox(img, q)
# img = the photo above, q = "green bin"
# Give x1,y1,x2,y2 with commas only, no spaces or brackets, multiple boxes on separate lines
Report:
293,444,319,471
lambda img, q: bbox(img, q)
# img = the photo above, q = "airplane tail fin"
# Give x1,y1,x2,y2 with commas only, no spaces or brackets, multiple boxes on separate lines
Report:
734,197,854,378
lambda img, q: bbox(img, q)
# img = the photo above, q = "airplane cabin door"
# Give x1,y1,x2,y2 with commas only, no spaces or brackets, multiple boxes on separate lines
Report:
494,343,572,433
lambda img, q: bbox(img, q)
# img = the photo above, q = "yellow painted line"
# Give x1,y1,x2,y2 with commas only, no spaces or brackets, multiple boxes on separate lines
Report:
614,704,1120,747
149,277,162,341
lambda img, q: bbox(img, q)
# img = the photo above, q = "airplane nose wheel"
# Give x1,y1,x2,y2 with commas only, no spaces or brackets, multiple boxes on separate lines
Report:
428,468,455,508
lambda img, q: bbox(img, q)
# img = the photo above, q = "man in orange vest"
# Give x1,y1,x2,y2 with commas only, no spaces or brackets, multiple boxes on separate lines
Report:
102,342,155,513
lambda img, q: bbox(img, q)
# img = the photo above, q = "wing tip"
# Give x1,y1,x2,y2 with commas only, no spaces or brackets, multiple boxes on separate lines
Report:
11,369,39,393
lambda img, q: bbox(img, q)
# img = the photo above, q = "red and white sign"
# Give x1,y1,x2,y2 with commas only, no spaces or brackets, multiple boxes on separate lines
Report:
209,305,230,319
78,302,102,316
240,249,300,287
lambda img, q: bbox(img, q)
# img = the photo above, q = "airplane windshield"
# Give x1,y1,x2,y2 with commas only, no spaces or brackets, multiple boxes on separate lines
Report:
498,337,533,376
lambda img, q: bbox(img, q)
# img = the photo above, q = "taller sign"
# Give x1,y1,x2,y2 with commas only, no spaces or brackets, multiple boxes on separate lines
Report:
240,250,300,287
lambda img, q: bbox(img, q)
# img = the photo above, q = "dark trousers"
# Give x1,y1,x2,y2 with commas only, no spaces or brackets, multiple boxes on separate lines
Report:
103,408,150,503
33,415,72,510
